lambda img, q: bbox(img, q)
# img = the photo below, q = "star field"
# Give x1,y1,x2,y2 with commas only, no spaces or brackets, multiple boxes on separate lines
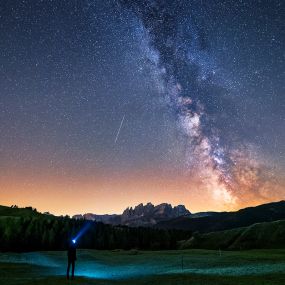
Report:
0,0,284,214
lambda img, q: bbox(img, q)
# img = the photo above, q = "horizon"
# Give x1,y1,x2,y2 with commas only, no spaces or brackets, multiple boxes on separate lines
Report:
0,1,284,215
2,199,284,217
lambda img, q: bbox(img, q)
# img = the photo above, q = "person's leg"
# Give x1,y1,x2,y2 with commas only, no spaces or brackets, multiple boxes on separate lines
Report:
71,260,75,279
67,260,70,279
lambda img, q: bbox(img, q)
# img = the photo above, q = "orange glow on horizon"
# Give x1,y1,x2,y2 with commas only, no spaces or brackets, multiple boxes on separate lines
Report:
1,166,282,216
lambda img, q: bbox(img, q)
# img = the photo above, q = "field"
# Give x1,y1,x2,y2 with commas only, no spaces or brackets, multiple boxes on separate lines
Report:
1,249,285,285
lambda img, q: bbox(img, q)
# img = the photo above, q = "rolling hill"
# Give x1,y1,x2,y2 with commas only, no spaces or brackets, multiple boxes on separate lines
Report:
156,200,285,233
179,219,285,250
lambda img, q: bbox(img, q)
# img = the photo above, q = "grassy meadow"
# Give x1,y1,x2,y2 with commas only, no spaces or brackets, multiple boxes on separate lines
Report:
1,249,285,285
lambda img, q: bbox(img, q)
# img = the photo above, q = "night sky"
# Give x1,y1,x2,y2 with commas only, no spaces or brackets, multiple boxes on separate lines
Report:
1,0,284,215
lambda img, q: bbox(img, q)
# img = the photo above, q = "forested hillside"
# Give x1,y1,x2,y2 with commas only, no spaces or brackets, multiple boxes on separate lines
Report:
0,205,191,252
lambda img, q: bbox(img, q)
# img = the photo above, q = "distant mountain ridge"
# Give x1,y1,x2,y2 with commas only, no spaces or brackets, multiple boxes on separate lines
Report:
121,203,191,226
72,213,119,224
156,200,285,233
72,202,192,226
73,200,285,232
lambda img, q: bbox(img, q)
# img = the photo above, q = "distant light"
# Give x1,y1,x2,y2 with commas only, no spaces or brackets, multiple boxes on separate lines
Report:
72,239,76,244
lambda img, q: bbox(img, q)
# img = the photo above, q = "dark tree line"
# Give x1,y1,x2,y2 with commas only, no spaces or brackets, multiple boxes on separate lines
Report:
0,215,191,252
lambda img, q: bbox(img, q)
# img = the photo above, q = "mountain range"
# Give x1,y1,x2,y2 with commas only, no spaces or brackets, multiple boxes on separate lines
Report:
1,200,285,251
156,200,285,233
72,202,194,227
73,200,285,232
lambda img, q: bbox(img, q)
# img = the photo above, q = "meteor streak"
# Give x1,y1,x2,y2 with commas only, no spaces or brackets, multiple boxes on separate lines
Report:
114,115,125,144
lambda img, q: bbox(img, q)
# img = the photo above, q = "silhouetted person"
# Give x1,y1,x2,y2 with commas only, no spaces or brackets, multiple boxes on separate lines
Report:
67,240,77,280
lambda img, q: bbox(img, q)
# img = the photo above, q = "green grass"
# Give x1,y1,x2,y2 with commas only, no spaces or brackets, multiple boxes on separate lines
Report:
1,249,285,284
180,220,285,250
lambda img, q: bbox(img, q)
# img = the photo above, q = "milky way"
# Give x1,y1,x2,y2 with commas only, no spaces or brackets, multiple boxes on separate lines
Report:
120,0,284,205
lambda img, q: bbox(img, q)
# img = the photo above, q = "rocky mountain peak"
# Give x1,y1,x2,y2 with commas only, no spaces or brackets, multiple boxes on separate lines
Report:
121,202,190,224
73,202,191,227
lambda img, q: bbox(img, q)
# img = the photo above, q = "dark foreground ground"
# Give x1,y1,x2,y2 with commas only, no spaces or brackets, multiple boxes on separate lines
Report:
0,249,285,285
